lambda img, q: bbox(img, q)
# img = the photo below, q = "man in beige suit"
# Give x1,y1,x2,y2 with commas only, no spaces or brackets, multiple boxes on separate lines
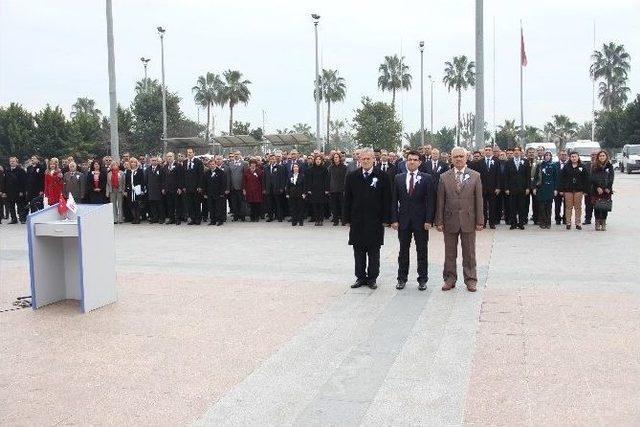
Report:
435,147,484,292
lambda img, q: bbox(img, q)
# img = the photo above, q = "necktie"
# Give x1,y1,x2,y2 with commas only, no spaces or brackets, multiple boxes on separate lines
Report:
486,158,490,168
364,171,369,180
383,164,386,172
409,172,415,195
433,161,437,171
515,160,519,171
456,171,462,191
189,160,192,170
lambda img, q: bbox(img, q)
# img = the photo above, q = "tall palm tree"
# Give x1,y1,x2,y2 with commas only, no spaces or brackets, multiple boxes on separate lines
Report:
442,56,475,144
192,72,224,143
377,55,412,112
590,42,631,110
71,97,101,118
317,69,346,144
544,114,577,151
221,70,251,135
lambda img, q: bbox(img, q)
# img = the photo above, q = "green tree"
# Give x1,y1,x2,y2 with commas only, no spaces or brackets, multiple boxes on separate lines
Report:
221,70,251,134
595,108,625,149
32,105,71,157
575,121,593,140
71,97,102,118
494,119,518,149
443,55,476,145
544,114,578,151
522,125,543,144
433,127,456,153
352,97,402,151
590,42,631,110
377,55,412,112
231,121,251,135
68,111,102,158
317,69,346,145
328,119,356,153
622,94,640,145
0,103,35,159
192,72,224,143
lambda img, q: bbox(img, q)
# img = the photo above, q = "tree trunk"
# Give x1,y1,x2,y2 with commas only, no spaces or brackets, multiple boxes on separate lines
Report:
326,100,331,151
456,89,462,145
229,103,234,135
205,103,211,143
391,88,396,112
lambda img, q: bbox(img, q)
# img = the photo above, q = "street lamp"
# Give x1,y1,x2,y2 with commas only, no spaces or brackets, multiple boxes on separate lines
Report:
157,26,168,154
140,57,150,91
428,75,434,134
311,14,321,152
419,41,425,146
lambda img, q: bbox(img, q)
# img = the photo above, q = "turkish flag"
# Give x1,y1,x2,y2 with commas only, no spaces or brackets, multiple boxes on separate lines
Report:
57,194,68,217
520,27,528,67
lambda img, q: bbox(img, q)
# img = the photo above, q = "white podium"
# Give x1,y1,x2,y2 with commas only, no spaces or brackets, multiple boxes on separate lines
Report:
27,203,117,313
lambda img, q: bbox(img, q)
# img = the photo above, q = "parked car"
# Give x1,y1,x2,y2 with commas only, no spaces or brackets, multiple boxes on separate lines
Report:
565,140,601,163
620,144,640,174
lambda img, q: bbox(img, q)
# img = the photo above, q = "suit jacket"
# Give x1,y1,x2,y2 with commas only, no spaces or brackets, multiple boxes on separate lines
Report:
285,159,306,178
396,159,408,174
105,170,125,197
391,171,436,230
162,162,184,193
183,157,204,193
125,168,145,201
263,163,287,194
26,164,45,197
228,160,247,190
63,171,86,201
205,167,228,199
504,158,532,194
476,157,501,194
421,160,450,186
286,173,305,198
375,162,397,185
305,165,330,203
343,168,391,247
145,166,164,201
5,166,26,200
435,168,484,233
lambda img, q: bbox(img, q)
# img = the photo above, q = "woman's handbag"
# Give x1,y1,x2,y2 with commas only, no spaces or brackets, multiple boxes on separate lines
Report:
595,198,612,212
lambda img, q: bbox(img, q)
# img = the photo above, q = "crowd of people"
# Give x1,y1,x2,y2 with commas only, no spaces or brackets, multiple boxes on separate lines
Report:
0,143,614,231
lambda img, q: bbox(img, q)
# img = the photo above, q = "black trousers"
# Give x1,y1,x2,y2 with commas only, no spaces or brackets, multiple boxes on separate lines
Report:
266,192,284,220
584,196,594,222
230,190,245,219
530,193,538,223
148,199,165,223
509,192,528,226
501,193,510,223
330,192,343,224
594,208,609,220
249,202,261,221
538,200,552,227
554,194,564,224
201,197,209,220
207,197,226,223
482,192,497,226
185,192,201,223
289,196,305,224
123,196,132,221
312,203,325,222
397,227,428,283
353,244,381,281
129,199,140,224
6,197,26,222
164,192,182,222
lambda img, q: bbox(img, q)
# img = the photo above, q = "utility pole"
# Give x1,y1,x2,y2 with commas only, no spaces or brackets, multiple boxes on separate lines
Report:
475,0,485,149
105,0,119,160
312,14,321,152
419,41,425,146
158,26,168,154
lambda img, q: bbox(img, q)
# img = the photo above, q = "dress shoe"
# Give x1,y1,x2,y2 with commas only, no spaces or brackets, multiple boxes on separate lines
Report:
566,224,571,230
9,220,18,224
291,222,297,226
368,280,378,290
556,220,561,225
576,225,582,230
509,225,517,230
299,222,304,226
396,281,406,290
266,218,274,222
208,221,215,226
350,280,366,288
175,221,181,225
466,282,477,292
442,282,455,291
418,281,427,291
166,219,175,224
518,225,525,230
582,220,591,225
216,222,223,226
333,221,339,226
489,224,496,229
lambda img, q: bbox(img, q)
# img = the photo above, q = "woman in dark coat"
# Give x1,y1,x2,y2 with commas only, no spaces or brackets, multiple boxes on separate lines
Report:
533,151,558,229
286,163,305,226
86,159,107,204
242,159,264,222
0,165,6,224
559,152,589,230
329,152,347,226
305,154,330,226
124,157,146,224
590,150,614,231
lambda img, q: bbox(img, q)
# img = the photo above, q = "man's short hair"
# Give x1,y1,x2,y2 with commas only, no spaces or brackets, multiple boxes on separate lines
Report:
360,147,374,157
406,150,420,159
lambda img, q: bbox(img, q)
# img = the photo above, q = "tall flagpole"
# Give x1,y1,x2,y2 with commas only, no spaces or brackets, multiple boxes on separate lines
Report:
493,16,496,142
106,0,119,160
591,20,596,142
474,0,484,149
519,20,524,143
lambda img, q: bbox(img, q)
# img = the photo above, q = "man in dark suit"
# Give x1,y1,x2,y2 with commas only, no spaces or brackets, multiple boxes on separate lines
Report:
420,148,449,186
204,156,228,226
4,157,27,223
554,149,568,224
162,152,184,225
375,150,397,185
145,156,165,224
264,154,287,222
183,147,204,225
504,146,531,229
391,150,437,291
476,146,502,228
26,155,45,213
343,148,391,290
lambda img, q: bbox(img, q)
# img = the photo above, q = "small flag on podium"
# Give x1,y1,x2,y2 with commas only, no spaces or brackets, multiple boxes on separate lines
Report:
67,193,78,215
57,194,68,217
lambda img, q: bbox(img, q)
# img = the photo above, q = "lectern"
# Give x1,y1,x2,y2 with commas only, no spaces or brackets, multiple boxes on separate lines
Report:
26,203,117,313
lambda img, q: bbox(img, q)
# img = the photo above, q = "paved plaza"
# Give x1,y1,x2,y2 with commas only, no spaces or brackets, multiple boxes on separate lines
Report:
1,173,639,426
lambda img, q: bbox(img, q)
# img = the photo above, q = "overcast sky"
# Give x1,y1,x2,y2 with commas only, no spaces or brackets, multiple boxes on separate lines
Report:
1,0,638,138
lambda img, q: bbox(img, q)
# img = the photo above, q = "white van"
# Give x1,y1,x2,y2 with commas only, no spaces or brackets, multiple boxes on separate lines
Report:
525,142,557,156
565,140,601,163
620,144,640,174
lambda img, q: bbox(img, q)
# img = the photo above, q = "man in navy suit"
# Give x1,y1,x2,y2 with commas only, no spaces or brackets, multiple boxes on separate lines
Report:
391,150,437,290
420,148,449,186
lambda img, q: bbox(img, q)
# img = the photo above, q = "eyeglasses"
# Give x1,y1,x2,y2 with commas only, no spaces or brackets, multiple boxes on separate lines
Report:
452,155,465,159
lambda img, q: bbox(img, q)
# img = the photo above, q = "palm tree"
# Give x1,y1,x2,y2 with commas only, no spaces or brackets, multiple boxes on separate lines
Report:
522,125,543,143
192,72,224,143
442,56,475,144
544,114,577,151
221,70,251,135
590,42,631,110
71,97,101,118
317,69,346,144
377,55,412,112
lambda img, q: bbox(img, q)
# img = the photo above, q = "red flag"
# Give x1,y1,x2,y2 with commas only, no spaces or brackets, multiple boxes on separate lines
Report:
520,27,528,67
57,194,68,217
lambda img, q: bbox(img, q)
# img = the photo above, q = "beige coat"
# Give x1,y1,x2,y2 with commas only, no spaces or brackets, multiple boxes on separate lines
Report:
106,170,126,197
435,167,484,233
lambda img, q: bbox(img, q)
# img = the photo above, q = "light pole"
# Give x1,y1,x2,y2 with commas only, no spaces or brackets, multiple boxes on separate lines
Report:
419,41,425,146
105,0,119,160
157,26,168,154
140,57,150,91
428,75,434,134
312,14,321,152
475,0,484,149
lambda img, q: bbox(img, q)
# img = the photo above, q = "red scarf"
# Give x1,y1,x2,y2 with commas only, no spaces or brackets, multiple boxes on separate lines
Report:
111,170,119,189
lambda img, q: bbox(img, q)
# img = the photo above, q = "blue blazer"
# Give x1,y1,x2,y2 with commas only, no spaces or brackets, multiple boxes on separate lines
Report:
391,171,437,230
